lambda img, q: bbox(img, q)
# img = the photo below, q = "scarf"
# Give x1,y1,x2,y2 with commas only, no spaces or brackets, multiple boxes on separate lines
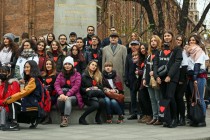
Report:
102,70,116,79
20,49,37,58
186,44,203,61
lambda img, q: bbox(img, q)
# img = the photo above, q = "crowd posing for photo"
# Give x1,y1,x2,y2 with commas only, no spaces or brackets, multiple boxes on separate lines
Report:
0,26,209,131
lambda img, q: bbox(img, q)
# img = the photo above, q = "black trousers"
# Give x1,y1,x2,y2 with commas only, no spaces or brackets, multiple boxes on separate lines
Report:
175,80,187,119
81,97,105,120
8,102,38,124
138,87,152,116
160,81,177,120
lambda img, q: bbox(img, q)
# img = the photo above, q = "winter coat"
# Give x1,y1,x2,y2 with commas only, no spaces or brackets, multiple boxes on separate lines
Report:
73,59,86,74
86,46,102,70
54,71,84,109
143,49,159,86
15,55,39,80
0,78,20,112
42,74,57,96
4,77,42,112
153,45,183,83
102,70,124,94
80,70,103,101
102,44,127,81
47,51,65,73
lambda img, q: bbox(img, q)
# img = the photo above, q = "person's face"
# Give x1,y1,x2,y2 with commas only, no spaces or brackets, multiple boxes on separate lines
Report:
87,27,94,35
37,42,45,51
48,34,54,41
131,44,139,52
76,39,84,49
31,37,37,43
64,63,73,71
176,37,183,46
140,45,146,55
23,42,31,49
46,61,53,71
131,33,137,41
104,65,113,73
72,46,78,55
3,38,10,46
69,35,76,42
132,53,139,62
89,61,97,72
189,37,197,45
51,42,58,51
151,37,158,48
38,37,45,42
91,37,99,46
110,28,116,34
24,63,31,75
110,36,119,44
59,35,67,45
164,33,173,43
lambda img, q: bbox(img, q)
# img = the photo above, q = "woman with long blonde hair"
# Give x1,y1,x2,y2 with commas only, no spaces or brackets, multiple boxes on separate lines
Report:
79,60,105,125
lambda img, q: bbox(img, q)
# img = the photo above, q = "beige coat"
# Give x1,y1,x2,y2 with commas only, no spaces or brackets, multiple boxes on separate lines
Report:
102,44,127,80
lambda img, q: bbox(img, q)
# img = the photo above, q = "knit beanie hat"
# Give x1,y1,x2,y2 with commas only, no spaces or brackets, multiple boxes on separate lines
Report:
63,56,74,66
4,33,15,42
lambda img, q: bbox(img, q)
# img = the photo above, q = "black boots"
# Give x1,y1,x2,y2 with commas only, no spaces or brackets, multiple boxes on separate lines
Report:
168,119,177,128
178,117,186,126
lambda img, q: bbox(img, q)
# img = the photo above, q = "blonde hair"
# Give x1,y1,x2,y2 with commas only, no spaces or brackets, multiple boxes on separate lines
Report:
86,60,102,84
148,35,162,55
104,61,113,68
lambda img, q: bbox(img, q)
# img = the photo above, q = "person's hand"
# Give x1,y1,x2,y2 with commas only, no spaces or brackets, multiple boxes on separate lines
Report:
157,77,161,84
58,94,66,101
165,76,171,83
135,70,139,75
149,71,154,76
64,96,68,101
86,88,91,91
194,80,197,85
143,80,146,86
110,89,116,93
92,86,98,90
179,82,183,85
19,79,25,84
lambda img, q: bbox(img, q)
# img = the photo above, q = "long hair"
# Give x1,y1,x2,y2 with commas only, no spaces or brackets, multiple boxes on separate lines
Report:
139,43,148,63
86,60,102,84
37,40,47,54
42,59,56,77
62,64,75,79
128,32,141,42
48,40,63,54
47,33,55,46
175,34,186,48
162,30,175,51
70,45,85,62
148,35,162,55
18,39,37,57
23,60,41,81
0,37,18,55
188,34,206,53
0,66,11,97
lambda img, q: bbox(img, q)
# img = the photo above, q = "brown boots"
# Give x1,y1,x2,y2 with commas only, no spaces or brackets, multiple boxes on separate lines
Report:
60,116,69,127
138,115,152,123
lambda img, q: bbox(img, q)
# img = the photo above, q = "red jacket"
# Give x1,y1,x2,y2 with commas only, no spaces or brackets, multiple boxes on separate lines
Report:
0,79,20,112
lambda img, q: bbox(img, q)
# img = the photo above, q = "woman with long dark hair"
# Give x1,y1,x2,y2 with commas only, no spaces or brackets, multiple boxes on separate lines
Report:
3,60,43,130
153,31,182,128
54,56,84,127
37,41,47,75
46,33,55,51
70,45,86,74
15,39,39,84
0,33,18,75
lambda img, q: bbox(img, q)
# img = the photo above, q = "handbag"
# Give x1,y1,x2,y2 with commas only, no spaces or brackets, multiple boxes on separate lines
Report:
157,51,172,77
189,84,204,123
159,99,171,124
105,91,124,103
148,55,158,89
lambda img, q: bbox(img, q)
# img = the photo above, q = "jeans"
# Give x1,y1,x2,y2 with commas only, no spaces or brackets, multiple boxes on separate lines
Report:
57,96,77,116
104,97,123,115
189,78,206,115
147,87,162,119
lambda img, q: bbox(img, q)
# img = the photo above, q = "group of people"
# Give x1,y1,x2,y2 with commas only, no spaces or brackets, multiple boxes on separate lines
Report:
0,25,209,131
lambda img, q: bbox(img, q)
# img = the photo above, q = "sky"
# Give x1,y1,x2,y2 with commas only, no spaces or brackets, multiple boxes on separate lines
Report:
177,0,210,28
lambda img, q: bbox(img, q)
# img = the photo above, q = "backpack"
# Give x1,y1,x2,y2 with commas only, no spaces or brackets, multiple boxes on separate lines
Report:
37,79,51,119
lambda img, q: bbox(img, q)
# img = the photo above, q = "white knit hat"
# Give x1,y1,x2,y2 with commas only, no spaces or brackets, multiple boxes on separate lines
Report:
63,56,74,66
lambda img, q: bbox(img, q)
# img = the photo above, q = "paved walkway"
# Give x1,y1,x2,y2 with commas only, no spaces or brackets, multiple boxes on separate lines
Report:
1,109,210,140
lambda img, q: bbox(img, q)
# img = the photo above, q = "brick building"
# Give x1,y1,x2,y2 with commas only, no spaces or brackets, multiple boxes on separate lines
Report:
0,0,197,44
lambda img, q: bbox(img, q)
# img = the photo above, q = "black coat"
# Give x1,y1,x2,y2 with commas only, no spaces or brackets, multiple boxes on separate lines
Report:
153,46,182,83
86,47,102,70
47,51,65,73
